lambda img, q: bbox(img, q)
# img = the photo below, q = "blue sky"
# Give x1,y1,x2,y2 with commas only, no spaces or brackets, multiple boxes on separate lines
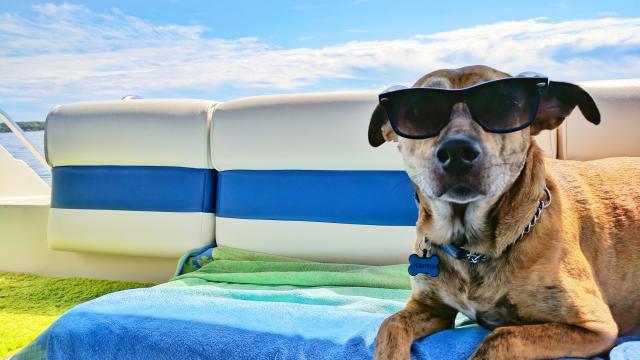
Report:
1,0,639,120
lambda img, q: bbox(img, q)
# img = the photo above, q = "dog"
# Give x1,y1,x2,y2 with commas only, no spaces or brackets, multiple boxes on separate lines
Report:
368,65,640,359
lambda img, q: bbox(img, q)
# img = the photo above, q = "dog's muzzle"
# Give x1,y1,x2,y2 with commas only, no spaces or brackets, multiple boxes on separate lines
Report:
436,135,482,175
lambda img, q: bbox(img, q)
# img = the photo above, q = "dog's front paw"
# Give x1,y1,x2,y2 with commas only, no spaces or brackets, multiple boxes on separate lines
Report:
469,344,502,360
469,347,491,360
373,348,410,360
469,328,517,360
373,346,411,360
373,316,412,360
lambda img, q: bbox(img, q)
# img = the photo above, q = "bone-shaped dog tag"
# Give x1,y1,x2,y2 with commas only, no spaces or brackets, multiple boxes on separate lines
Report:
408,253,440,277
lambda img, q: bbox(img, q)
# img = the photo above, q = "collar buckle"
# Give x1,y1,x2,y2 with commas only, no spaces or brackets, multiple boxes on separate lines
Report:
466,253,487,264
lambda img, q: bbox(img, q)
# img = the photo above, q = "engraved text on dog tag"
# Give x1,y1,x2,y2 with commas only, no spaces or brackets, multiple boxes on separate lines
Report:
408,253,440,277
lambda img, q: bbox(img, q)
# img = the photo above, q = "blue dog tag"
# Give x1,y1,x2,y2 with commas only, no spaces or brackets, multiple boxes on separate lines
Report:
408,254,440,277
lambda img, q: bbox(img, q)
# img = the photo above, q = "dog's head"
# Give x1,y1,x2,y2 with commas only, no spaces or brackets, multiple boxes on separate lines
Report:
369,65,600,205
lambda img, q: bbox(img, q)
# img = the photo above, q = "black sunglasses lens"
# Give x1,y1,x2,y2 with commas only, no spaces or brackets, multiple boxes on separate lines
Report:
384,90,451,138
468,79,540,131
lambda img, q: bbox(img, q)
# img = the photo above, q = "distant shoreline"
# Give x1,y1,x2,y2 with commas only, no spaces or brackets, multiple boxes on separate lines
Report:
0,121,45,133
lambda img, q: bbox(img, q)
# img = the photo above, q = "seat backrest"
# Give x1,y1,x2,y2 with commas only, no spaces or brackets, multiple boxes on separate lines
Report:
46,99,217,257
560,79,640,160
210,92,557,264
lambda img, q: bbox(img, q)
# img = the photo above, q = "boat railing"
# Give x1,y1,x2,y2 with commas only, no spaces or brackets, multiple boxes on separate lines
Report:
0,107,51,172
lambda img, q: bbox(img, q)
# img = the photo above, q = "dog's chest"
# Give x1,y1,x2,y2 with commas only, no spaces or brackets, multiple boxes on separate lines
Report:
437,288,481,320
413,262,520,329
451,291,522,330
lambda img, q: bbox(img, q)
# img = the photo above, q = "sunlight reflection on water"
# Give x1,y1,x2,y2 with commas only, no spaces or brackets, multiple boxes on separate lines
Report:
0,131,51,184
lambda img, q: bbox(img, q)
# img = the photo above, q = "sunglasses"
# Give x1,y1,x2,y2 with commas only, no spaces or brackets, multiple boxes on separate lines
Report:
378,73,549,139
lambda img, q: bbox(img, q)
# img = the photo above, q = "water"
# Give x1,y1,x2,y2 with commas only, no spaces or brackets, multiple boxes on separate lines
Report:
0,130,51,184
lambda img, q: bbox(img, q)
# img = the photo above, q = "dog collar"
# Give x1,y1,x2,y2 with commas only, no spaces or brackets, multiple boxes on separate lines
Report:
439,243,489,264
414,186,552,264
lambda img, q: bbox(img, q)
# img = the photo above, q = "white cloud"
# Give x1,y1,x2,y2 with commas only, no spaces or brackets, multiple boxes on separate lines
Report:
0,3,639,120
597,11,619,17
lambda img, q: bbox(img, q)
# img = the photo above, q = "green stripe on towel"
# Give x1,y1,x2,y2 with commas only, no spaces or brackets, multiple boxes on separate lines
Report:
173,247,412,290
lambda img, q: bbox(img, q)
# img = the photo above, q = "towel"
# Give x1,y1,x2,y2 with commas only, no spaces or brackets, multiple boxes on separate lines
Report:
12,247,639,360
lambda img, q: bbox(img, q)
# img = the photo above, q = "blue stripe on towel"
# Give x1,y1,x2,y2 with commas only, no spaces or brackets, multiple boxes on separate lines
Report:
51,166,216,213
216,170,417,226
14,284,637,360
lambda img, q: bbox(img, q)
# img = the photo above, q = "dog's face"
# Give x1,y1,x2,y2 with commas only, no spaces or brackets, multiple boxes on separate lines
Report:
395,67,523,204
369,65,600,205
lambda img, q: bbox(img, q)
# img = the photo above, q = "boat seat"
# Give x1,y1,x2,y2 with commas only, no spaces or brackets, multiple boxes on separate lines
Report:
210,92,557,265
45,99,217,257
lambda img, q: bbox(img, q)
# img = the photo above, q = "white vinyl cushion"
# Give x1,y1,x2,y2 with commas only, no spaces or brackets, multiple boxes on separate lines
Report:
46,99,217,168
48,208,214,257
212,92,406,171
216,217,414,265
562,79,640,160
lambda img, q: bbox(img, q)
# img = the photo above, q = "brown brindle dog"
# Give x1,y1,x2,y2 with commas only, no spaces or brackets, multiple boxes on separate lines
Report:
368,65,640,359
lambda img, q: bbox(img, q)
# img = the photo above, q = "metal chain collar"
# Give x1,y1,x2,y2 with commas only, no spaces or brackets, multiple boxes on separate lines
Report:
517,185,552,241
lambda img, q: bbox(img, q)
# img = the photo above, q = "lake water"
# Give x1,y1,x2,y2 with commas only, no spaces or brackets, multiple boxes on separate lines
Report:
0,130,51,183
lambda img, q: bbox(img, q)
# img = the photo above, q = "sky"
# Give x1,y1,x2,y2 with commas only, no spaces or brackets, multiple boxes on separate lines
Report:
0,0,639,121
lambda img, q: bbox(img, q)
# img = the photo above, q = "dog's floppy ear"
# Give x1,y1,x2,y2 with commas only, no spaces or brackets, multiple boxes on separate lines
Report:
368,104,398,147
530,81,600,135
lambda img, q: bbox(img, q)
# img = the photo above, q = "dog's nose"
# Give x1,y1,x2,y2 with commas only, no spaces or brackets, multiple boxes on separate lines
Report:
436,136,482,175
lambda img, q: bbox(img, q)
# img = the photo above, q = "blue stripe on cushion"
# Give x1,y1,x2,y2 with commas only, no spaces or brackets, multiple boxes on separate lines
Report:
51,166,216,213
216,170,417,226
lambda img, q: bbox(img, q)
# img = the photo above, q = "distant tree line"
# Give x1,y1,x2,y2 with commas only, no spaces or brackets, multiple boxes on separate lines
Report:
0,121,45,133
